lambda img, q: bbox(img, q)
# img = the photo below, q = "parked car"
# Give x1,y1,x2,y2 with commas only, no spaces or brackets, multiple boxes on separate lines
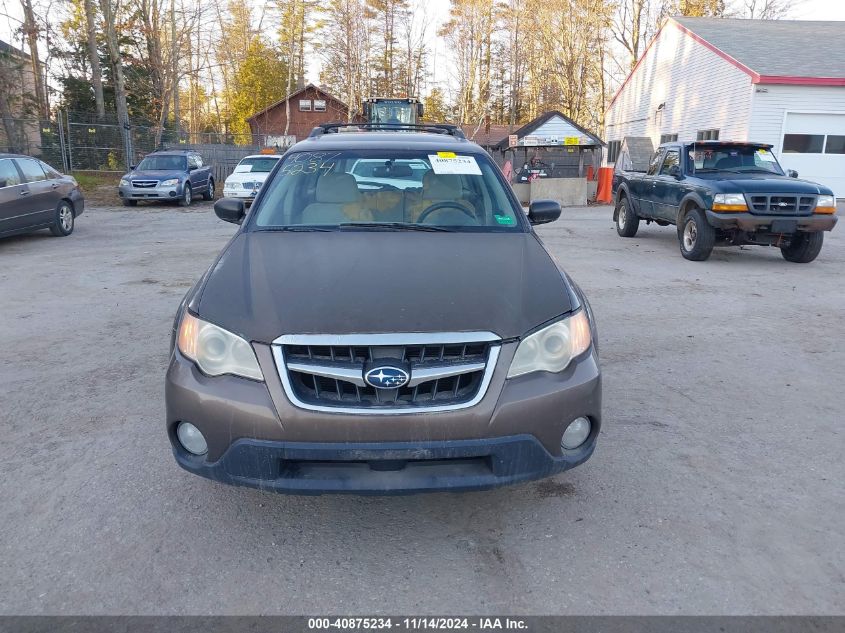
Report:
0,153,84,239
222,154,282,204
165,124,602,495
118,150,214,207
612,141,838,262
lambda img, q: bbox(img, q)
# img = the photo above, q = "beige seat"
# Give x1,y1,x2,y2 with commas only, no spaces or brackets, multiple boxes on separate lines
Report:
406,172,474,223
301,173,369,224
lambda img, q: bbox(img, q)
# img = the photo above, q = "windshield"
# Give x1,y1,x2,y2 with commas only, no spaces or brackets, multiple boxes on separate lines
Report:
688,145,784,175
370,102,415,124
233,156,281,173
250,149,525,232
136,155,187,171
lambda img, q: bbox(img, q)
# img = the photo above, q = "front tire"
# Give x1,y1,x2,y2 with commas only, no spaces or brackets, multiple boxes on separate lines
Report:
615,197,639,237
202,178,215,201
178,183,192,207
781,231,823,263
679,207,715,261
122,198,137,207
50,201,74,236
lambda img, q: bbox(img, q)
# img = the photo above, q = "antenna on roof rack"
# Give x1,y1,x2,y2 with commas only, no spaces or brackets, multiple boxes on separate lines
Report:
309,122,466,139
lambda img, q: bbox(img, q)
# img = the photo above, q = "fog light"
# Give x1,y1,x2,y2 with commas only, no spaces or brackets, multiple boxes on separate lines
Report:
561,417,591,450
177,422,208,455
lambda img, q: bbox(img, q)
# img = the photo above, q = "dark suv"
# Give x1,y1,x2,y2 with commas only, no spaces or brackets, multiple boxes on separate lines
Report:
165,124,602,495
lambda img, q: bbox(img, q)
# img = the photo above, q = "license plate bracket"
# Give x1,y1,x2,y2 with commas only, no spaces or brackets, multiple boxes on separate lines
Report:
771,219,798,233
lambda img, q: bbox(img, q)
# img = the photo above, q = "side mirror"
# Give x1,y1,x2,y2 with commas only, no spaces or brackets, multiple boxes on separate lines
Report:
668,164,681,178
787,169,799,178
0,179,7,188
528,199,561,225
188,164,198,171
417,103,424,118
214,198,246,225
129,164,136,170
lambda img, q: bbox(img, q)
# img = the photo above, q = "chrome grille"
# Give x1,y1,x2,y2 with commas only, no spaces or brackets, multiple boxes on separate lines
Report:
131,179,159,188
746,194,815,215
272,333,501,414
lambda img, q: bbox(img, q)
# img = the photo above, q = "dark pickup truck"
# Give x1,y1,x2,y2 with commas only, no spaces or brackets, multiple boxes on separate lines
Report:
118,150,214,207
612,141,837,262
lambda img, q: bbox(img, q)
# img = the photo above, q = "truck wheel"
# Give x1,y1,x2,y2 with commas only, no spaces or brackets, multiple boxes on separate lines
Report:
122,199,137,207
781,231,823,263
615,197,639,237
49,201,74,236
202,178,215,201
178,183,192,207
679,208,715,261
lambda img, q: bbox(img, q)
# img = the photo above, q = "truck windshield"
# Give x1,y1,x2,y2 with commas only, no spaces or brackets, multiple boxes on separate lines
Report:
136,155,187,171
251,150,525,232
689,145,784,175
370,103,415,124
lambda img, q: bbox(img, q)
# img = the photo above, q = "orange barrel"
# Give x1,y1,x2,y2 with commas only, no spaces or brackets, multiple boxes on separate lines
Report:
595,167,613,203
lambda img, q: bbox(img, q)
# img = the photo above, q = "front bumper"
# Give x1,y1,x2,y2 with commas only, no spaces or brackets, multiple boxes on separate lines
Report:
165,340,602,495
119,183,184,201
706,210,837,232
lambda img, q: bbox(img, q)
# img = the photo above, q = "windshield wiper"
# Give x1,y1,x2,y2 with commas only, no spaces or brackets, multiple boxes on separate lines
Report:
258,226,334,232
337,222,453,232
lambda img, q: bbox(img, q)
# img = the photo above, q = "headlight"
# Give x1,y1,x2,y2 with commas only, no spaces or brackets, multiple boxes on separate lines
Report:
507,310,592,378
161,178,179,187
120,178,129,187
712,193,747,212
176,312,264,381
815,195,836,214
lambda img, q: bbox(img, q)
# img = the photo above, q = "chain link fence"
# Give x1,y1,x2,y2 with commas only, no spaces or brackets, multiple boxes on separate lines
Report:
2,111,276,181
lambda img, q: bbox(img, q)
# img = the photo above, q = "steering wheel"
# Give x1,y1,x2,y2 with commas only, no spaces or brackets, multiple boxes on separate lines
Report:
416,201,477,224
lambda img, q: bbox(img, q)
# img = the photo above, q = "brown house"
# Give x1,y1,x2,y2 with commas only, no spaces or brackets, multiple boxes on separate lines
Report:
246,84,358,146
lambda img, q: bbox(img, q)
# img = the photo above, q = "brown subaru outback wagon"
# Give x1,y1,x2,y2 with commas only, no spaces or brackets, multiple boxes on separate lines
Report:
165,124,602,494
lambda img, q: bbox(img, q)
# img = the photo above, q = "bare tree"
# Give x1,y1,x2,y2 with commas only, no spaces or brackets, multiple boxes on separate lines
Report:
19,0,48,117
82,0,105,118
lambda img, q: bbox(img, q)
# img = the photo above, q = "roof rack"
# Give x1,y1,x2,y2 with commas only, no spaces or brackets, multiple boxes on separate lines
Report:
309,122,466,139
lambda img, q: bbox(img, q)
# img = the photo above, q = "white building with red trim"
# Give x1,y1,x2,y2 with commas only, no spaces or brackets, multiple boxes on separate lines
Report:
604,17,845,196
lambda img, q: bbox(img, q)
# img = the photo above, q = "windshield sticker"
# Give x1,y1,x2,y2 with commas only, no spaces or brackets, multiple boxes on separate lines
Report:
428,154,482,175
757,150,776,161
494,214,516,225
437,151,457,159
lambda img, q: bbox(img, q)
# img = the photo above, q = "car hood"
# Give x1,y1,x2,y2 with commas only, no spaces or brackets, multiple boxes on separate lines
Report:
225,172,272,184
193,231,573,343
125,170,184,180
706,175,833,195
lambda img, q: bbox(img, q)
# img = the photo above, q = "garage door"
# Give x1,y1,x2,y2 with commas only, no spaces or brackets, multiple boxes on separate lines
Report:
781,113,845,198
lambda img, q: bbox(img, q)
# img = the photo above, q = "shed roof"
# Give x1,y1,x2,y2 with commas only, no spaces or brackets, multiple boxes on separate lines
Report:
494,111,604,150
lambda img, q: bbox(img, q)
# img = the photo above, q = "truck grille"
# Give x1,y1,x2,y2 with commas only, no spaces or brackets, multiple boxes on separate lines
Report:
746,194,815,215
272,333,501,414
131,180,158,188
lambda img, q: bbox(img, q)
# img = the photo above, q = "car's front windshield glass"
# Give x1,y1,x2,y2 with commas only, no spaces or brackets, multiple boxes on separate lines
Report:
250,149,525,232
689,145,784,175
233,157,280,173
137,155,187,171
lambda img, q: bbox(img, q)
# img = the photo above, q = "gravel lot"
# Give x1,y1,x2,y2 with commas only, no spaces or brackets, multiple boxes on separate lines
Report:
1,201,843,615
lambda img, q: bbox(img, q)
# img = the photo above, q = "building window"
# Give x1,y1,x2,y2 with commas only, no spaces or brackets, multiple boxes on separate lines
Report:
299,99,312,111
783,134,824,153
313,99,326,112
606,140,621,163
824,135,845,154
696,129,719,141
660,133,678,144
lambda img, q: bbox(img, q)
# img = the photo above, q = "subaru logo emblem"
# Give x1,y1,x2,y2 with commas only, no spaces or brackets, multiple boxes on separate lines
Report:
365,366,410,389
778,201,788,207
